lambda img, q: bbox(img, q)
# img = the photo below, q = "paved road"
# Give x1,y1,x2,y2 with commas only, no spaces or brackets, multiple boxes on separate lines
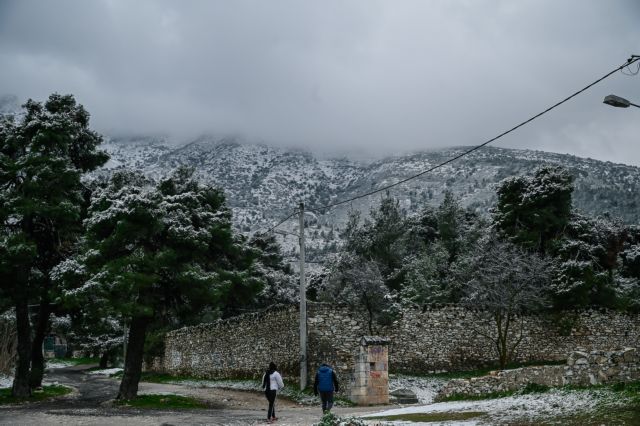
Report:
0,366,379,425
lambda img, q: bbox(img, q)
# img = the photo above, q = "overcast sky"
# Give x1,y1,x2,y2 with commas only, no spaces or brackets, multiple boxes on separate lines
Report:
1,0,639,164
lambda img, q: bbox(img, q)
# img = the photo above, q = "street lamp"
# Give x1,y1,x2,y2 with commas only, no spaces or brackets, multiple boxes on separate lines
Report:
603,94,640,109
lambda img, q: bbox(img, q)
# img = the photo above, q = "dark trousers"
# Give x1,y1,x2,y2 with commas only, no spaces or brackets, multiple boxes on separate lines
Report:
319,391,334,412
265,390,277,419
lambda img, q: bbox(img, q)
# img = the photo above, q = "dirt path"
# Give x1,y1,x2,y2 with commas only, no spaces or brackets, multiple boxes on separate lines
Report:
0,366,380,425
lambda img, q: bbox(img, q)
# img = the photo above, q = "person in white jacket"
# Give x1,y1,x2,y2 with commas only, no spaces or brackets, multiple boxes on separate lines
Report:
262,362,284,423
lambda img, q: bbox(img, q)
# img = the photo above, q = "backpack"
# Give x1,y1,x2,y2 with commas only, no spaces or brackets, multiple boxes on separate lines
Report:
317,365,334,392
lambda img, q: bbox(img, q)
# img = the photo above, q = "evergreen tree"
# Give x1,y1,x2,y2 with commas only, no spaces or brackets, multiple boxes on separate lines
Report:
437,191,464,262
551,213,628,309
402,241,452,305
341,194,406,290
494,166,574,255
248,233,296,305
59,167,259,399
0,94,107,396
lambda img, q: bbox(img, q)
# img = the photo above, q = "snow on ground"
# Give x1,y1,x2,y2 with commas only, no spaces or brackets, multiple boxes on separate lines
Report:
165,378,320,405
0,374,13,388
361,388,626,425
86,368,123,376
137,391,187,396
389,375,448,404
46,360,76,369
171,378,259,391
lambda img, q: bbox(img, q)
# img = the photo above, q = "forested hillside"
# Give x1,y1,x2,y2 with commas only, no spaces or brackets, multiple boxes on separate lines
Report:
99,136,640,261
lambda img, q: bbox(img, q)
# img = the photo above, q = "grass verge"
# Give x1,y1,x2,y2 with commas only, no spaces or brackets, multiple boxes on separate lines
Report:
115,394,207,409
52,357,100,366
0,385,72,404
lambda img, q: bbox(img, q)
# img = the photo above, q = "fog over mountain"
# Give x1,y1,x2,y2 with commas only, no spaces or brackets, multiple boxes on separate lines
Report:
1,1,639,164
97,135,640,261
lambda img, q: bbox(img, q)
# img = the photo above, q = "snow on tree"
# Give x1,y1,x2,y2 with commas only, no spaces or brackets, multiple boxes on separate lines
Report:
248,233,297,305
61,167,261,399
342,194,407,290
402,241,453,305
320,253,399,333
550,213,627,309
460,235,551,369
437,190,466,262
494,166,574,255
0,94,108,396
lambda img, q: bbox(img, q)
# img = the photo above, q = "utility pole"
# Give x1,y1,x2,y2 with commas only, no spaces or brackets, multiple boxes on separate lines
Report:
298,202,307,390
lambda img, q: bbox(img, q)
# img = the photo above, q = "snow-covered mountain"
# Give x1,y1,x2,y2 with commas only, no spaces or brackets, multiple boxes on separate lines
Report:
98,136,640,262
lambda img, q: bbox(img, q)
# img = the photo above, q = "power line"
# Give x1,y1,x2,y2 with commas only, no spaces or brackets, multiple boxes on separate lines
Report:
258,54,640,233
256,209,299,236
306,55,640,214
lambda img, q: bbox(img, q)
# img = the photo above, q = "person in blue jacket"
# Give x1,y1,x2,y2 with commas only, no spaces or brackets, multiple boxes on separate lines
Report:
313,363,340,413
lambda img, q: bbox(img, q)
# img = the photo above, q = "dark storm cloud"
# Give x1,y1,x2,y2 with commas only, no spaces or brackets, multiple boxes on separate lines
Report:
0,0,639,164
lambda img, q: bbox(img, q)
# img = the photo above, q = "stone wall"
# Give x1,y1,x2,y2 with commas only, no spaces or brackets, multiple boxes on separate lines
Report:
161,304,640,385
436,347,640,400
164,305,299,379
309,305,640,374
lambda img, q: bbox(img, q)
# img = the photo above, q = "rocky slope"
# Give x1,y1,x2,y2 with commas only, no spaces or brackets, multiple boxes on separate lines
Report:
96,136,640,261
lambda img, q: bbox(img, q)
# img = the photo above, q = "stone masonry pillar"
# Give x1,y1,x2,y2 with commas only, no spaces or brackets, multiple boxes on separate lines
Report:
349,336,390,405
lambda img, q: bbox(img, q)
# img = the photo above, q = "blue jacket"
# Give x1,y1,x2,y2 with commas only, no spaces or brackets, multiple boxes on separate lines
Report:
314,364,339,393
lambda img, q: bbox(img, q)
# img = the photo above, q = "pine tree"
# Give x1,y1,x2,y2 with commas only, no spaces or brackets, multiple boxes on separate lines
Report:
550,213,628,309
494,166,574,255
60,167,259,399
437,191,463,262
0,94,107,396
248,233,296,305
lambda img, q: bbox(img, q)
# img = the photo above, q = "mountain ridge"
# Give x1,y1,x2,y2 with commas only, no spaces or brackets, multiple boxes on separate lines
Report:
96,136,640,260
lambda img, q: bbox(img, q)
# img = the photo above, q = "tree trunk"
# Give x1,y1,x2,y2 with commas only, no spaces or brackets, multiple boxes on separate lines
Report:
12,299,31,398
99,351,109,369
29,302,51,389
116,316,149,400
495,312,508,370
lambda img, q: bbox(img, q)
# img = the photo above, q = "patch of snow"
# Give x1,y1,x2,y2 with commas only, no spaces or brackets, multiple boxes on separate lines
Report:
86,367,122,376
174,379,258,391
46,360,76,369
361,388,625,424
389,375,448,404
0,374,13,388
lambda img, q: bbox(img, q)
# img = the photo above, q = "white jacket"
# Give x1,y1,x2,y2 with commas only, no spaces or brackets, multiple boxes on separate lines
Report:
264,371,284,391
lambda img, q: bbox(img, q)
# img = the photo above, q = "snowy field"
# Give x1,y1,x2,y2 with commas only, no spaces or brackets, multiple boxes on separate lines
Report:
361,387,628,425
